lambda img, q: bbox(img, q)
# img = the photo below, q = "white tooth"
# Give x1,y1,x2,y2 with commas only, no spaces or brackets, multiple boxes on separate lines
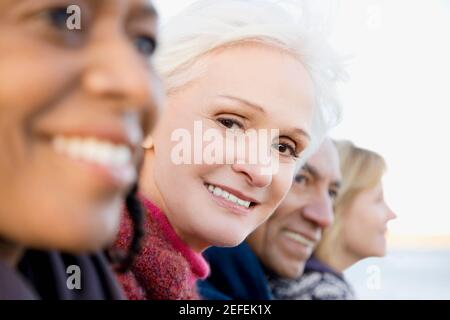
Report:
90,143,105,164
213,187,223,196
113,146,131,167
207,184,252,208
97,143,115,165
67,138,83,159
82,139,99,162
284,231,313,247
228,194,238,203
52,136,133,172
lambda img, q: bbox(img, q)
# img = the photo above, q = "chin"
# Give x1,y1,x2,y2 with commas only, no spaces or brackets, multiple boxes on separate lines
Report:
60,222,118,254
287,263,306,279
205,230,248,248
374,247,387,257
373,239,388,257
271,264,299,279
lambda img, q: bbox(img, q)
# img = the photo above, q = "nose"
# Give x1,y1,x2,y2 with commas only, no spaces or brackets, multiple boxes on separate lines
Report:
386,205,397,221
81,34,161,121
302,191,334,230
231,163,273,188
230,134,277,188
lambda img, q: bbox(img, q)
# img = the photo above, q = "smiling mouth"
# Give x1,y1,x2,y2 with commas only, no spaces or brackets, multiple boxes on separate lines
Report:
205,183,257,209
282,229,315,247
51,135,136,188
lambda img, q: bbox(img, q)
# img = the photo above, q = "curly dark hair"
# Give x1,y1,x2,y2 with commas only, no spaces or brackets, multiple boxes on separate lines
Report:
108,183,145,273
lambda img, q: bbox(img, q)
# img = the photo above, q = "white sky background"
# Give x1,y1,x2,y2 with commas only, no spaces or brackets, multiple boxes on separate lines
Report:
153,0,450,237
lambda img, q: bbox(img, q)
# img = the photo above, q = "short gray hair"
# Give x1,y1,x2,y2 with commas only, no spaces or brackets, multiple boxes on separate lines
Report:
154,0,346,163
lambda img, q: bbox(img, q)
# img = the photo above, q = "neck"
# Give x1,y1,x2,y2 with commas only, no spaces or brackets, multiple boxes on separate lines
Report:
139,150,207,253
0,237,23,268
315,238,360,273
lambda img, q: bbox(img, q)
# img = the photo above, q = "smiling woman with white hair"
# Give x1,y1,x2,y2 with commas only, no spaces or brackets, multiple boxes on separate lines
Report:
115,0,346,300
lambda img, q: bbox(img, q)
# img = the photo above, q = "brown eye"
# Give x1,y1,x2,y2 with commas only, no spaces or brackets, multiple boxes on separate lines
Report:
272,142,297,158
217,117,244,130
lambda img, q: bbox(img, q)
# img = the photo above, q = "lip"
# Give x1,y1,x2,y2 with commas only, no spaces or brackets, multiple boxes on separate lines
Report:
204,183,259,216
205,182,260,204
40,127,140,190
283,228,319,245
58,153,137,190
280,230,313,259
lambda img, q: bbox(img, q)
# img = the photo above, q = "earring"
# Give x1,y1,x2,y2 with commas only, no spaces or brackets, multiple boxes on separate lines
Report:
142,135,154,150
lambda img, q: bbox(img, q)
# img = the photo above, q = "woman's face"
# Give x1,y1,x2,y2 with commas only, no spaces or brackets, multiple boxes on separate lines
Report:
149,44,315,250
0,0,161,252
341,182,397,258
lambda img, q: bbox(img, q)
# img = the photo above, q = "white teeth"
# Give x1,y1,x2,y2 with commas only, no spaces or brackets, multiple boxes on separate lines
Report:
283,230,314,247
207,184,252,209
229,194,238,203
51,135,133,169
213,187,223,196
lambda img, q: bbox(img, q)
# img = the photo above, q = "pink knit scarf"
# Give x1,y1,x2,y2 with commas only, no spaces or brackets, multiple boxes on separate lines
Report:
114,195,210,300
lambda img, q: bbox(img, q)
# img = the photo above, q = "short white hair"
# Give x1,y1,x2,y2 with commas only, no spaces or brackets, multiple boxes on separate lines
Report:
154,0,346,163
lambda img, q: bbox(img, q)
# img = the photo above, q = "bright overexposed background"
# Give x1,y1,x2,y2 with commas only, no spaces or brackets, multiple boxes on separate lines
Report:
152,0,450,298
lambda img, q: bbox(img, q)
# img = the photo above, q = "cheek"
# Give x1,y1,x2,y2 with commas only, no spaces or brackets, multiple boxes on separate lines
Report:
268,165,296,207
247,225,272,261
0,40,75,115
0,50,78,176
360,207,385,235
344,209,383,256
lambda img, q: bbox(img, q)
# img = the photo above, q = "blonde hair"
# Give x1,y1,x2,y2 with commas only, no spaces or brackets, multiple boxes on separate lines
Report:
316,140,386,252
154,0,347,163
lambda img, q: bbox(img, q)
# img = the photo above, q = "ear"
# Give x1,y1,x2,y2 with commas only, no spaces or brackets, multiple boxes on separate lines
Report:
142,135,154,150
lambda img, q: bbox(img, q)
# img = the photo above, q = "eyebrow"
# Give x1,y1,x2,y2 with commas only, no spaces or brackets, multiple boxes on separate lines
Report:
302,163,341,189
331,181,341,190
218,94,311,141
302,163,319,179
129,2,159,20
218,95,266,114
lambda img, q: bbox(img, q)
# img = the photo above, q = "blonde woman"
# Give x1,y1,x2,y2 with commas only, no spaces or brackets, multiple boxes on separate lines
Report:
270,140,397,300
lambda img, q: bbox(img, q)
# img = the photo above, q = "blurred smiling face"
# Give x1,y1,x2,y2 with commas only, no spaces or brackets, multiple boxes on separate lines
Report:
247,139,341,278
0,0,161,252
147,44,315,251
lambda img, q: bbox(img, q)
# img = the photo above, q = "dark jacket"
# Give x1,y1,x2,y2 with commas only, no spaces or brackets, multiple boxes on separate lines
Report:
0,259,38,299
198,242,273,300
17,250,124,300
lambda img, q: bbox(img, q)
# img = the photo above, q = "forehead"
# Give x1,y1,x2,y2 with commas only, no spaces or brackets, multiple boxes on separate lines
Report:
197,43,315,131
306,140,341,182
1,0,157,14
